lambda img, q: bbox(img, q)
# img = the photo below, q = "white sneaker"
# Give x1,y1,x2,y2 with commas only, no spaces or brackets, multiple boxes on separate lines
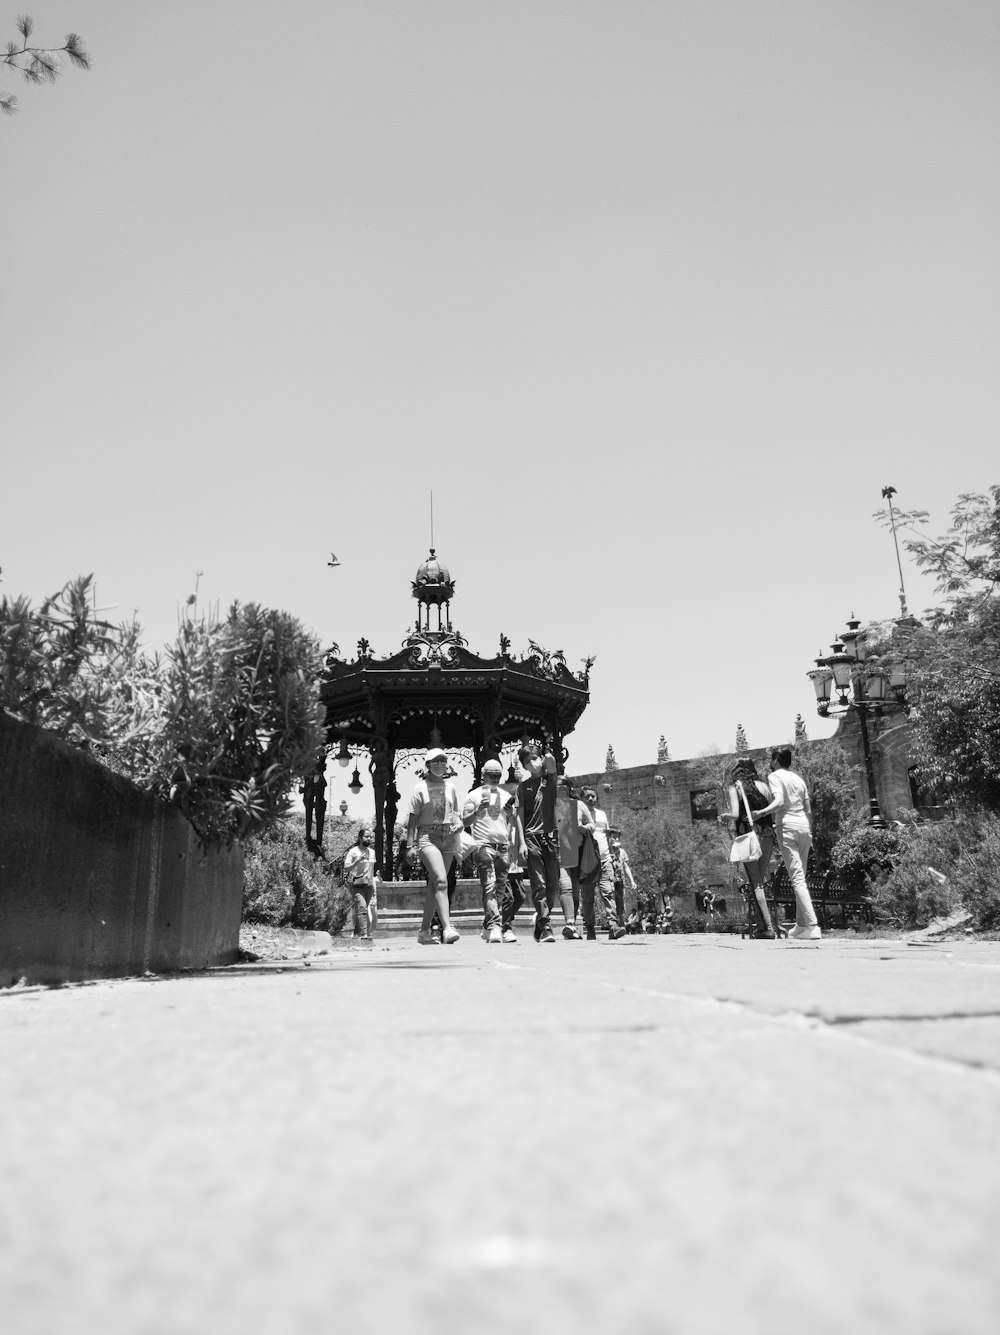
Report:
487,926,503,944
480,928,490,941
502,929,518,943
788,925,822,941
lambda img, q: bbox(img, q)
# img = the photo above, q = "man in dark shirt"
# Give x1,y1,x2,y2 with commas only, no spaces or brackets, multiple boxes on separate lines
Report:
516,741,569,943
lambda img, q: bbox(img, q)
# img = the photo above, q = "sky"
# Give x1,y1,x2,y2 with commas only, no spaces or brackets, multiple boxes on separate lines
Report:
3,1,998,823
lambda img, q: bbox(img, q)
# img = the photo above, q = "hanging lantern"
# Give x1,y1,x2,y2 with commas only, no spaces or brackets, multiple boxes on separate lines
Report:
809,654,833,705
336,737,351,767
864,669,887,701
348,766,363,795
827,641,853,692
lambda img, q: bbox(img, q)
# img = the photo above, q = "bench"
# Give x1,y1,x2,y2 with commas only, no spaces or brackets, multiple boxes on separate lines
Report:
763,865,873,929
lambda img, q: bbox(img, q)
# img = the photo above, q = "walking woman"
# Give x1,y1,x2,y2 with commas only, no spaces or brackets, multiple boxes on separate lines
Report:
728,757,780,939
406,747,462,945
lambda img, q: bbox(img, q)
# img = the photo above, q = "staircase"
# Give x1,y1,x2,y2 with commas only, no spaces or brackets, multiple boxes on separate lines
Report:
374,879,537,938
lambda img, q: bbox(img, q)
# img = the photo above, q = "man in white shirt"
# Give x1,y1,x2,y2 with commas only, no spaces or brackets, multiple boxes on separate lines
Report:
343,828,381,939
580,788,626,940
757,746,820,940
464,758,523,944
609,830,638,923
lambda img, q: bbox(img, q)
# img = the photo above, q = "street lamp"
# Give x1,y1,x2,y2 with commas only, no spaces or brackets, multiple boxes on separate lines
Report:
809,615,907,829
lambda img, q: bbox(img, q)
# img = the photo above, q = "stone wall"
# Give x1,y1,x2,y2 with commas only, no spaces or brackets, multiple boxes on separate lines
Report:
570,719,917,829
0,712,243,986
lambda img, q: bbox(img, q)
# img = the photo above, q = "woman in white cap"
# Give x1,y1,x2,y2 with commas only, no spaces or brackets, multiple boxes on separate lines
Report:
406,747,462,944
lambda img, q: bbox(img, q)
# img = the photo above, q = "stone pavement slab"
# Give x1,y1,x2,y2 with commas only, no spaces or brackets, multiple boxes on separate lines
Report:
2,936,999,1335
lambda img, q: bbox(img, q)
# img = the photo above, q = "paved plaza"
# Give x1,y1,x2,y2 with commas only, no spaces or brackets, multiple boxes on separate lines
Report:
3,934,1000,1335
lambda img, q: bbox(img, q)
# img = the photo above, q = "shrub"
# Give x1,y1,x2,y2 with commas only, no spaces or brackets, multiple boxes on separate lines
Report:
243,814,355,934
0,576,326,849
831,822,905,896
833,808,1000,930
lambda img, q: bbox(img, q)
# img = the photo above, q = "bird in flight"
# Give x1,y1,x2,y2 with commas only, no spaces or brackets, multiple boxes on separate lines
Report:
328,554,341,568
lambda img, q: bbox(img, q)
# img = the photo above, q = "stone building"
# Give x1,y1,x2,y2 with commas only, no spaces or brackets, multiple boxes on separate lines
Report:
569,716,920,832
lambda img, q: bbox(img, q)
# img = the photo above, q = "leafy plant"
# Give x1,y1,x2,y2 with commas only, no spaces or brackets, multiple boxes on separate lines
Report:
873,485,1000,809
0,576,326,849
831,822,904,896
243,815,354,934
794,739,860,869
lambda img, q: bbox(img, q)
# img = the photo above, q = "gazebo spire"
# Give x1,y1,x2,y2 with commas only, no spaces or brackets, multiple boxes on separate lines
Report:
410,548,456,635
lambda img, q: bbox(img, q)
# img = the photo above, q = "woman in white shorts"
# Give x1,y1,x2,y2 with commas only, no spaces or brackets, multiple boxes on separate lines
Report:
406,747,462,945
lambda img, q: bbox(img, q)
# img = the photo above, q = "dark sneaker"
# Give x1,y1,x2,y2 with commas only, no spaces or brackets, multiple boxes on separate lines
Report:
538,929,556,943
609,926,627,940
561,925,582,940
585,928,597,941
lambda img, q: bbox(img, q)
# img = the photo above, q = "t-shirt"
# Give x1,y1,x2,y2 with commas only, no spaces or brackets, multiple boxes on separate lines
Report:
463,785,514,844
409,778,460,829
767,768,811,833
556,796,592,869
591,807,610,858
519,770,557,853
343,845,376,886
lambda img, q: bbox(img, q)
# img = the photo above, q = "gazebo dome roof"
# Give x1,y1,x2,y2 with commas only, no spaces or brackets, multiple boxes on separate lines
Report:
415,549,450,586
412,549,455,605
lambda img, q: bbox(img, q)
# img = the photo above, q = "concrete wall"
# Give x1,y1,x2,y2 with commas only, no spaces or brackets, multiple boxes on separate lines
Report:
0,712,243,986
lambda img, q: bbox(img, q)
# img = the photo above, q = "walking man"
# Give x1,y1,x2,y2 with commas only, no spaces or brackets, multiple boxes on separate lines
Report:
757,746,820,940
464,758,522,944
516,741,571,943
609,829,638,924
580,788,626,940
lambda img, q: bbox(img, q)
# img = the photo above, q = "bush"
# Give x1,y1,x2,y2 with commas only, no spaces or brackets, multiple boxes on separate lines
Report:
830,808,1000,930
243,814,355,934
831,822,905,896
870,809,1000,930
0,576,326,850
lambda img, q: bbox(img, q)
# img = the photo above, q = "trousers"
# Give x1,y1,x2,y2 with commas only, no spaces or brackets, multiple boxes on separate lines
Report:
580,854,621,932
780,824,818,929
475,842,508,930
350,882,373,937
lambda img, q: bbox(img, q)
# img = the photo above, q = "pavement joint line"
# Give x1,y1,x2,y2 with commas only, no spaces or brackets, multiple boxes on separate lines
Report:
524,965,1000,1085
826,1010,1000,1024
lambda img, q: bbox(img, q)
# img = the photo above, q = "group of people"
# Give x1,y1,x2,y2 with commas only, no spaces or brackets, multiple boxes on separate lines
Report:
343,740,820,946
397,742,635,946
727,745,820,941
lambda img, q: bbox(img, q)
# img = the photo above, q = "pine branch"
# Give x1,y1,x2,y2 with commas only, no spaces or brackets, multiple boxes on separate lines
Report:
2,17,89,114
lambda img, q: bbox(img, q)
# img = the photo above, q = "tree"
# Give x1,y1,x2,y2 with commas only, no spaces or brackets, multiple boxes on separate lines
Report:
873,486,1000,808
0,576,326,848
795,739,861,869
2,16,89,115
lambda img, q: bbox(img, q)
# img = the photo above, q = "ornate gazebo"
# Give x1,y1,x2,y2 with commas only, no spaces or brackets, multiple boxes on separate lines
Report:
318,549,592,873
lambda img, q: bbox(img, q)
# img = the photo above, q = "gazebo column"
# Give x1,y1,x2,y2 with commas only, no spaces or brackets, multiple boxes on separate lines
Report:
383,766,400,878
371,744,391,877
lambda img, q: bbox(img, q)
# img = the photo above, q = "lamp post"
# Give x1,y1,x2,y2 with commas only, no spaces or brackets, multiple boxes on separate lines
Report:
808,616,907,829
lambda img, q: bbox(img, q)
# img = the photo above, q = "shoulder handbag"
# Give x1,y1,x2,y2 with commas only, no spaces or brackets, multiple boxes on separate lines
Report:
579,828,600,877
729,782,762,864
